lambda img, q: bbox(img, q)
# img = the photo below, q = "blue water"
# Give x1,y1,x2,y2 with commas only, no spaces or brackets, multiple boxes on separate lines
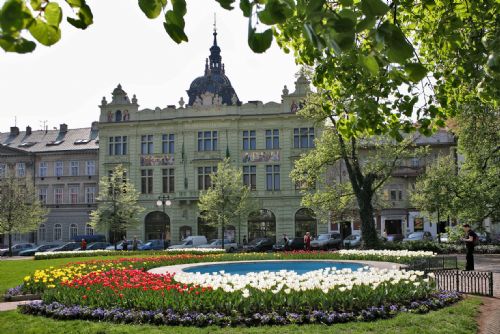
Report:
183,261,364,275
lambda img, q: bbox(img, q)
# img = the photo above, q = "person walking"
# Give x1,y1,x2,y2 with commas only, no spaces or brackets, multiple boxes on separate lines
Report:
122,236,128,251
81,239,87,251
132,237,139,251
461,224,478,271
304,232,311,251
242,235,248,246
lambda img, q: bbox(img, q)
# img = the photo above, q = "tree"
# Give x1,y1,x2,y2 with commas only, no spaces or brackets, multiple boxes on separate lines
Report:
0,174,48,256
90,165,143,243
291,95,425,247
2,1,497,139
198,158,252,249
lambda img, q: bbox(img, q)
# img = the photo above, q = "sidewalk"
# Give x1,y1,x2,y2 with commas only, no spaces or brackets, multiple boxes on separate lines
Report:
0,300,39,311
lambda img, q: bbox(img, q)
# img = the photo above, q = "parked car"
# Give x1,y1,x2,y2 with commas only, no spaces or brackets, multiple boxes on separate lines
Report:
199,239,238,252
19,243,61,256
343,234,362,248
403,231,433,242
50,242,82,252
243,237,274,252
106,240,143,250
477,232,491,244
0,243,35,256
74,242,111,251
272,240,287,252
286,237,305,251
71,234,106,243
310,233,342,250
438,233,449,243
385,234,404,242
139,239,165,251
168,236,208,249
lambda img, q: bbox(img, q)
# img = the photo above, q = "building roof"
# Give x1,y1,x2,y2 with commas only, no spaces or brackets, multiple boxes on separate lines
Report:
0,125,99,153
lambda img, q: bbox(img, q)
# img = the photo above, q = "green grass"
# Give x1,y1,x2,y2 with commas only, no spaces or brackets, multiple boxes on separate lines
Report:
0,296,481,334
0,255,151,293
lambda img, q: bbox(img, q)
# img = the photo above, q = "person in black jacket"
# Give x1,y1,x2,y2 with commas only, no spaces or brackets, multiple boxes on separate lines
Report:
461,224,478,271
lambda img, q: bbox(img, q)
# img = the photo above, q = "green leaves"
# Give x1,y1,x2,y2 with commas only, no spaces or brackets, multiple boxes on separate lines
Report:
360,0,390,17
66,2,93,29
0,0,32,34
359,54,379,76
258,0,294,25
239,0,252,17
0,35,35,53
44,2,62,26
215,0,235,10
248,27,273,53
405,63,428,82
138,0,167,19
377,22,414,63
29,18,61,46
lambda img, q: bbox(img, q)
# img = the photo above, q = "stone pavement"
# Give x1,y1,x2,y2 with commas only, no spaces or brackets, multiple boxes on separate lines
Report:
0,300,39,311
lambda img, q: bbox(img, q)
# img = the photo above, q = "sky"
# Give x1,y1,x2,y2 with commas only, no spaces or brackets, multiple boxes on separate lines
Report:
0,0,298,132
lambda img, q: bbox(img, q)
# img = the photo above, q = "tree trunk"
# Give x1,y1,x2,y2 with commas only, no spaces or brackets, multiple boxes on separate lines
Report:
357,188,379,248
221,218,225,250
8,232,12,257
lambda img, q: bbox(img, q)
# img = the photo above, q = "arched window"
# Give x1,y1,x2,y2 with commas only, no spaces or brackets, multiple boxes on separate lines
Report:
54,224,62,241
85,224,94,235
69,224,78,239
198,214,218,241
247,209,276,242
295,208,317,237
115,110,122,122
179,225,192,240
39,224,46,242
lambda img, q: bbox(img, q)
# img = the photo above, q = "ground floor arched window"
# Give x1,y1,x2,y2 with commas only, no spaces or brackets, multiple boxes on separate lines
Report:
198,214,218,241
295,208,317,237
179,225,192,240
85,224,94,235
247,209,276,242
145,211,170,241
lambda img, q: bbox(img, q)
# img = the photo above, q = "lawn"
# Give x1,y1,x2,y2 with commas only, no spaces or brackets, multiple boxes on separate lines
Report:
0,296,481,334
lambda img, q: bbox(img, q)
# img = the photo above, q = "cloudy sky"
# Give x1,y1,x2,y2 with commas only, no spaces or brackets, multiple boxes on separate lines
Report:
0,0,298,132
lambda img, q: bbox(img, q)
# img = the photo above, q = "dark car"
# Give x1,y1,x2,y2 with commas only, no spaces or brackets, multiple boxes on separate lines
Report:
51,242,81,252
71,234,106,243
0,243,35,256
286,237,306,251
74,242,111,251
310,233,343,250
139,239,165,251
244,237,274,252
19,243,62,256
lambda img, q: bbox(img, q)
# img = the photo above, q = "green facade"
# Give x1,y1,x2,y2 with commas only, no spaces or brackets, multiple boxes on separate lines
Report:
98,77,327,244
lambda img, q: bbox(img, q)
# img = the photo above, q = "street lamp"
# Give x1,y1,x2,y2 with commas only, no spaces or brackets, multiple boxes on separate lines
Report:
156,195,172,249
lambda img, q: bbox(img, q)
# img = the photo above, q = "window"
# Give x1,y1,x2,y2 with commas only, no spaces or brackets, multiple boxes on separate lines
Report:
141,169,153,194
390,190,403,201
69,224,78,239
411,157,420,168
242,130,256,150
115,110,122,122
197,131,218,151
85,186,96,204
39,224,46,242
38,187,48,204
86,160,96,176
54,187,63,205
0,163,5,178
293,127,315,148
265,129,279,149
16,162,25,177
86,224,94,235
141,135,154,154
162,168,175,193
39,162,48,177
243,166,257,190
69,186,79,204
55,161,63,177
266,165,280,190
54,224,62,241
70,161,79,176
198,166,217,190
108,136,127,155
162,134,175,154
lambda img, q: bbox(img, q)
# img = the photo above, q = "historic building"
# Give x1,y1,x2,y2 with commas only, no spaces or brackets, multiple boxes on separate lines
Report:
0,123,99,246
326,130,457,238
98,29,323,244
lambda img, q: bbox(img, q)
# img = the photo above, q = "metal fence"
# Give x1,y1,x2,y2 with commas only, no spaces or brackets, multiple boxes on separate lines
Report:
404,256,458,271
431,270,494,297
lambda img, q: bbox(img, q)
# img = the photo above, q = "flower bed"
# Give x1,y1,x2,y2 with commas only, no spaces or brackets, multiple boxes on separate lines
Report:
34,248,226,260
19,291,462,327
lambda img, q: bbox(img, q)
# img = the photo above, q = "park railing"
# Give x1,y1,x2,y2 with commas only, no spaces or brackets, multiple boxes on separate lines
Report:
431,270,494,297
403,256,458,271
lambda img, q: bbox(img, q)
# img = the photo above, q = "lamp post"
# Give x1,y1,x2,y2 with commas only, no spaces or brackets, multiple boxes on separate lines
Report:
156,195,172,248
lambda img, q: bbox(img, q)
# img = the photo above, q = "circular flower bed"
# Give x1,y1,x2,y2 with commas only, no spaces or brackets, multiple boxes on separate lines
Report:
13,250,462,327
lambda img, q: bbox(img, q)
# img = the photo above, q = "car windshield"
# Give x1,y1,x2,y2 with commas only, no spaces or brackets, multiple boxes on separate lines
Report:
346,235,358,240
408,232,423,239
317,234,329,240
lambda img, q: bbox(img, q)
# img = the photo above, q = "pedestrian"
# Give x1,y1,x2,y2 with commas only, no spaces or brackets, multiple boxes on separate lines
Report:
132,236,138,251
304,231,311,251
461,224,478,271
283,234,289,245
242,235,248,246
122,236,128,251
81,239,87,251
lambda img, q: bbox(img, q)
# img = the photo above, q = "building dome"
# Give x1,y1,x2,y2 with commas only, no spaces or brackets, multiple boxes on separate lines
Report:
186,29,240,107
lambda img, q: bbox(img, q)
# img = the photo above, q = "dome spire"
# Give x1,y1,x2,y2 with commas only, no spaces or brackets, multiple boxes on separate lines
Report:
209,13,222,75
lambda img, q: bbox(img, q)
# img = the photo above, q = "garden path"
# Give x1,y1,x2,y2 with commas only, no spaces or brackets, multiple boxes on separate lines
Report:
0,300,39,312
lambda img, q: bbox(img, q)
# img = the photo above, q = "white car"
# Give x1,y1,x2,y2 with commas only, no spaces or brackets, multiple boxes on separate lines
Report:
199,239,238,252
168,236,208,249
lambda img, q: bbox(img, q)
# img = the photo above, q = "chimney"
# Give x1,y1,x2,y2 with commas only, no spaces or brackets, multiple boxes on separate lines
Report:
10,126,19,136
91,121,99,132
59,123,68,133
26,126,32,136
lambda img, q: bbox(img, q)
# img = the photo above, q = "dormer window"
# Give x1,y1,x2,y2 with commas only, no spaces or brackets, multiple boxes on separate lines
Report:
18,142,37,148
115,110,122,122
74,139,90,145
46,140,64,146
